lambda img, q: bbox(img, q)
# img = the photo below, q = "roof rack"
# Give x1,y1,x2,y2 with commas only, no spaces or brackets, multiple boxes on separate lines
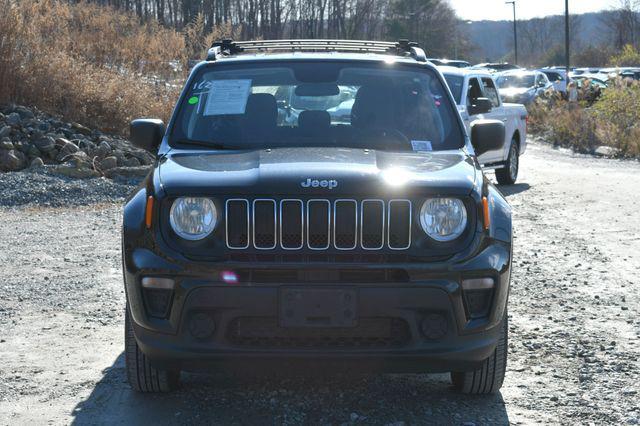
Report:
206,39,427,62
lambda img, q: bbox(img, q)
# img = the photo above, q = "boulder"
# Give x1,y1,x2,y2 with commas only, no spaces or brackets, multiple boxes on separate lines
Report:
27,145,41,158
0,140,14,151
6,113,21,127
99,156,118,170
15,106,35,119
30,157,44,168
123,156,141,167
52,162,99,179
594,146,619,157
0,125,11,138
71,122,92,135
96,140,112,158
33,136,56,152
0,149,27,171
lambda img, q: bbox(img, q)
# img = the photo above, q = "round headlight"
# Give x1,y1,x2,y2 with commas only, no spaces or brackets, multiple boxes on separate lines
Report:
420,198,467,242
169,197,217,240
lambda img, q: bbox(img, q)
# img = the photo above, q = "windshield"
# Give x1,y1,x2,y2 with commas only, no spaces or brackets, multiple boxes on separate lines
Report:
443,74,464,104
171,61,464,152
496,74,535,88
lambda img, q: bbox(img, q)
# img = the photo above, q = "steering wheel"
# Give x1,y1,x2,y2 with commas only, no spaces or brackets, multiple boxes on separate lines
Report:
360,128,411,151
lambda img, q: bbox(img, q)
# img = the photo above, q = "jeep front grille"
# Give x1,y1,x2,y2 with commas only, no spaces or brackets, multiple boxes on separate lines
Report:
225,199,411,251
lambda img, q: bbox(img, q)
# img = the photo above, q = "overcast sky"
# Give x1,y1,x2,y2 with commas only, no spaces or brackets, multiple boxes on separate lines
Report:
449,0,620,21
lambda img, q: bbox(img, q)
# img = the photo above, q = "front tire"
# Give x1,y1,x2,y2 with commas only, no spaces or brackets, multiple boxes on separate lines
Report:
125,305,180,392
496,139,519,185
450,314,508,394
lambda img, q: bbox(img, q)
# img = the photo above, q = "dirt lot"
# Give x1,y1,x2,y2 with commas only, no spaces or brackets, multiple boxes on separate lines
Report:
0,140,639,425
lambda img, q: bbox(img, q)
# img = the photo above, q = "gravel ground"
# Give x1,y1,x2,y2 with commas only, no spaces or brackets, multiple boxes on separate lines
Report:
0,140,639,425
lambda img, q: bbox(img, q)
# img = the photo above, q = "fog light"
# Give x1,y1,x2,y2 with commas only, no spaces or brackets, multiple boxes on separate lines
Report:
421,313,447,340
189,312,216,340
141,277,175,290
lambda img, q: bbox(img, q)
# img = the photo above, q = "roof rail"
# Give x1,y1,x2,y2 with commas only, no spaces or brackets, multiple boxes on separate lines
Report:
206,39,427,62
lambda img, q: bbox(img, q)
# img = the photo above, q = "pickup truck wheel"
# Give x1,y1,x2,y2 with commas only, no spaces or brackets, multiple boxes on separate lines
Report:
125,305,180,393
450,313,508,395
496,140,519,185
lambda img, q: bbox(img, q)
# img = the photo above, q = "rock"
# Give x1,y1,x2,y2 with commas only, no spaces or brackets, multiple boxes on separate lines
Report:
0,140,14,150
77,139,96,155
5,112,21,127
56,140,79,161
30,157,44,168
99,156,118,170
27,145,41,158
103,166,152,179
52,163,100,179
0,125,11,138
112,149,127,166
0,149,27,171
96,140,112,158
33,136,56,152
71,122,92,135
15,106,34,119
594,146,619,157
123,157,141,167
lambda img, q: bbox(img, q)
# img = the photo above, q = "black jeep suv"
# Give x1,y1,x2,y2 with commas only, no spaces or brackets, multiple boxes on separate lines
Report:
123,39,512,394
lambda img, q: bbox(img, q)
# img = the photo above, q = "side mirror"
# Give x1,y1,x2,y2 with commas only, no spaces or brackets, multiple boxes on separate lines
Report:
468,97,493,115
471,119,505,156
130,119,165,153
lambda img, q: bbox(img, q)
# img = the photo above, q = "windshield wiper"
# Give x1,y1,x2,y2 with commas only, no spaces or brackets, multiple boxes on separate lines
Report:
172,139,227,150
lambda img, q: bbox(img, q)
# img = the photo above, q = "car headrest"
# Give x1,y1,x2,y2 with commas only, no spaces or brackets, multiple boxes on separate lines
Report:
298,110,330,134
244,93,277,129
351,84,395,128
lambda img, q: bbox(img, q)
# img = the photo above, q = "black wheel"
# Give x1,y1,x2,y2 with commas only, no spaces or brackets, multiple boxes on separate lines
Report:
451,313,508,395
496,139,519,185
125,305,180,393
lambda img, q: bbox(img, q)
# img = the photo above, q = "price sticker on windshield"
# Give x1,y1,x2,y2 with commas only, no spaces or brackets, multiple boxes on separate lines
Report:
204,79,252,116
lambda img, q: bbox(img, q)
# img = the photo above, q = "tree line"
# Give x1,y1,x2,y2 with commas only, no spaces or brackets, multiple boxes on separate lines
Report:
89,0,469,58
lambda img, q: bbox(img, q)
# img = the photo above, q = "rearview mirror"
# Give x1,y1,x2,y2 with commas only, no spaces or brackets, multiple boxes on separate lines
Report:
130,119,165,153
471,119,505,156
468,97,493,115
295,83,340,96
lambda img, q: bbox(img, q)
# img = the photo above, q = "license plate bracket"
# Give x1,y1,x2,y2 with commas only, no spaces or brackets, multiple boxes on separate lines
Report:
279,288,357,328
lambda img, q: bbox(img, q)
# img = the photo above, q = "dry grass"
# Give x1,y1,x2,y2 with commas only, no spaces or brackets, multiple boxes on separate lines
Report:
0,0,234,134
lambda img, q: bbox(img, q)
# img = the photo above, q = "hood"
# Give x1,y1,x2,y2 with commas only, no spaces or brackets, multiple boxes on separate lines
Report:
158,147,478,197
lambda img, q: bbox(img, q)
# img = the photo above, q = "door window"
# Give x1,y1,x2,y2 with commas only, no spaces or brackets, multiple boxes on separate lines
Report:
480,77,501,108
466,78,483,107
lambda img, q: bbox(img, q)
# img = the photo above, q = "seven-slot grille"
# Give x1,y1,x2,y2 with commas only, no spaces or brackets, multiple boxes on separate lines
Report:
225,199,411,251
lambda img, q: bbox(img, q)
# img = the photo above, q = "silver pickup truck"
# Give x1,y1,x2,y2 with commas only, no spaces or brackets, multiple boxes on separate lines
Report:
440,66,528,185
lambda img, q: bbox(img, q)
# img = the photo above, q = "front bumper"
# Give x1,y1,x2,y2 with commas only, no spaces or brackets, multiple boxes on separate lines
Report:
124,241,511,373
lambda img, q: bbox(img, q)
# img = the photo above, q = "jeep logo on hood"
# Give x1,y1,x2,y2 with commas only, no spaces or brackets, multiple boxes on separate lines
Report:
301,178,338,189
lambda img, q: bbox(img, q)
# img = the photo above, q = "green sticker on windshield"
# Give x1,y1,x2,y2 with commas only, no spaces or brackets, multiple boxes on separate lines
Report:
188,96,199,105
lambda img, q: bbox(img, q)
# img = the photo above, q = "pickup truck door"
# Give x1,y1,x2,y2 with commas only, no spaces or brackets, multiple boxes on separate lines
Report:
476,77,507,165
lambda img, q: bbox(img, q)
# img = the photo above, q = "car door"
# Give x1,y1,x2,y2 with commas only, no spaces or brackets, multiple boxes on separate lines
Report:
477,77,507,165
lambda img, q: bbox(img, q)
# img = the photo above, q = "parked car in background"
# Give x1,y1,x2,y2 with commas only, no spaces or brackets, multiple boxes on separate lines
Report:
539,68,570,95
619,69,640,80
495,70,553,105
572,74,608,89
429,58,470,68
440,66,528,185
470,63,521,73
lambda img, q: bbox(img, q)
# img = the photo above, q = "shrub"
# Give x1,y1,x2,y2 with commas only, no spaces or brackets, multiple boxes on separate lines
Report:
591,79,640,157
528,79,640,158
0,0,223,134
